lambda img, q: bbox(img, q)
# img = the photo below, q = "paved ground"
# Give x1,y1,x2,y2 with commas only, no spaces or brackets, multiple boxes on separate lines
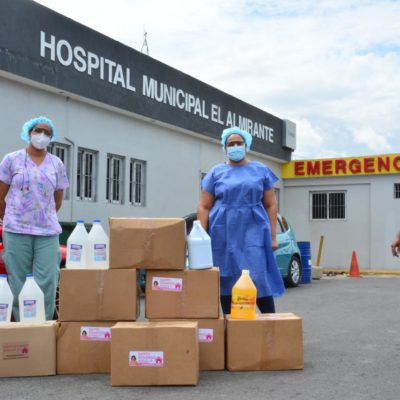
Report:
1,275,400,400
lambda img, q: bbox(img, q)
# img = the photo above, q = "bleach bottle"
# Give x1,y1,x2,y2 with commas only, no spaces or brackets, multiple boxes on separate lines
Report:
18,274,45,323
86,220,109,269
231,269,257,320
0,274,13,324
187,220,213,269
66,220,88,269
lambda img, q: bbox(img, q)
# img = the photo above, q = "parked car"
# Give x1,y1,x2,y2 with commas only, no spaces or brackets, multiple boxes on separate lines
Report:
183,213,303,287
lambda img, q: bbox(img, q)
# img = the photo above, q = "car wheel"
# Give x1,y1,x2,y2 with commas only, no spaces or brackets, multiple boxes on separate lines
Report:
285,255,301,287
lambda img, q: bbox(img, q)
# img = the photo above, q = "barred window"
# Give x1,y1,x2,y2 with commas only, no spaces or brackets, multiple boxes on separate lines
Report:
394,183,400,199
311,191,345,220
107,154,125,204
77,148,97,201
130,159,146,206
48,142,70,199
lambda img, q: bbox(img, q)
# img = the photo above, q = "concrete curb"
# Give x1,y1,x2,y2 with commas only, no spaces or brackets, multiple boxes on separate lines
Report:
322,268,400,276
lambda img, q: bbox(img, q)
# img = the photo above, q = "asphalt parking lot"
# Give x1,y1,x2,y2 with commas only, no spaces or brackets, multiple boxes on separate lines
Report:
1,275,400,400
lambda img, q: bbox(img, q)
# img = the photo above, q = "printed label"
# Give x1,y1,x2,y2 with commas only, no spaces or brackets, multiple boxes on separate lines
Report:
3,342,29,360
0,303,8,322
69,244,83,262
94,244,107,261
129,351,164,367
152,277,183,292
23,300,37,318
80,327,111,341
231,295,256,310
198,328,214,343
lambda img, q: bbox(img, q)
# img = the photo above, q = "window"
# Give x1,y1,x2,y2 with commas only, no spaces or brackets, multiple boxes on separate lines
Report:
48,142,70,199
130,159,146,206
311,191,346,220
77,148,97,201
107,154,125,204
394,183,400,199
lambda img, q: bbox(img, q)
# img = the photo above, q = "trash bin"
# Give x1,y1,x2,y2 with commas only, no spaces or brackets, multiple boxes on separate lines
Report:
298,241,312,284
59,221,92,245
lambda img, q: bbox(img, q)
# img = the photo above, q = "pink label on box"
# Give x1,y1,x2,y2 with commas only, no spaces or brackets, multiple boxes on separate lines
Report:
198,328,214,343
2,342,29,360
151,277,183,292
129,351,164,367
80,327,111,341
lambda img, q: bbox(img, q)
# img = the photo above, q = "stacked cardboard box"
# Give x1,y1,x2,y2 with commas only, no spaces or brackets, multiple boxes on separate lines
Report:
57,269,139,374
109,218,202,385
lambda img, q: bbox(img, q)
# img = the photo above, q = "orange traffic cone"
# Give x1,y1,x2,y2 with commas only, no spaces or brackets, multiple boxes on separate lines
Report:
348,250,362,278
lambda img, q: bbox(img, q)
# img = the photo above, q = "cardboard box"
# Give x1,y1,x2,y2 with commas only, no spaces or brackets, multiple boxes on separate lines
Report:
226,313,303,371
151,317,225,371
0,321,57,377
111,321,199,386
145,268,220,319
57,322,114,374
109,218,186,270
58,269,139,322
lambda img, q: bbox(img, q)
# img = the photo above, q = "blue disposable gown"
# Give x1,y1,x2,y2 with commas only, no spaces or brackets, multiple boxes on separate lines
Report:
202,161,285,298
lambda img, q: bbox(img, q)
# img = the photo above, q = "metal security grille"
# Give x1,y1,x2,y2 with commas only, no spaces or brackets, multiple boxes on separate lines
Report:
77,148,97,201
130,159,146,206
48,142,70,199
311,191,345,220
107,154,124,204
394,183,400,199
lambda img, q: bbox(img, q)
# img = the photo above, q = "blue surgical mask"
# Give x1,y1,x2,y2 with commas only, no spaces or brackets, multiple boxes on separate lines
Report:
227,145,246,162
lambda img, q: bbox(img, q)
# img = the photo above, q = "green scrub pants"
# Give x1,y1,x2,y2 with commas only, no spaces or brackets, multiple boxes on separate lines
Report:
2,231,61,321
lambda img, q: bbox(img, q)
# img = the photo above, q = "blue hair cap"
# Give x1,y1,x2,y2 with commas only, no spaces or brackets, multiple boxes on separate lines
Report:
21,116,57,143
221,126,252,151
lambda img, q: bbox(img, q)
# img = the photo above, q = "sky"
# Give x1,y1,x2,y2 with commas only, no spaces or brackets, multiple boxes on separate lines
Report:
34,0,400,160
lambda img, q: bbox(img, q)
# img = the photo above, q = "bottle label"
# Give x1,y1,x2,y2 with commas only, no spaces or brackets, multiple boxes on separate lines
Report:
129,351,164,367
231,295,256,310
23,300,37,318
93,244,107,261
151,277,183,292
80,326,111,341
69,244,83,262
0,303,8,321
198,328,214,343
2,342,29,360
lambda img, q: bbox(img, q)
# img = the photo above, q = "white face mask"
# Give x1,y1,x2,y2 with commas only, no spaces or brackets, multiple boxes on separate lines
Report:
31,133,51,150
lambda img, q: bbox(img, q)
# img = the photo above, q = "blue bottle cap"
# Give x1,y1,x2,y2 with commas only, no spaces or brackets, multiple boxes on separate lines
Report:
0,274,7,278
77,220,85,223
93,219,101,223
26,273,33,277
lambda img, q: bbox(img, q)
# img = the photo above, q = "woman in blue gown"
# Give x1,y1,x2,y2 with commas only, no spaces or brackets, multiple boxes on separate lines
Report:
197,126,285,314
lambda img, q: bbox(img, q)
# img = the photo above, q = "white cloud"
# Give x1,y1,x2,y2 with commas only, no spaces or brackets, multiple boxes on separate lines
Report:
34,0,400,159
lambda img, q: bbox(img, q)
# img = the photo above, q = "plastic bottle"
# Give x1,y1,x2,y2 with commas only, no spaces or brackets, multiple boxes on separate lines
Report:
66,220,88,269
18,274,45,323
230,269,257,320
0,274,13,324
187,220,213,269
86,220,109,269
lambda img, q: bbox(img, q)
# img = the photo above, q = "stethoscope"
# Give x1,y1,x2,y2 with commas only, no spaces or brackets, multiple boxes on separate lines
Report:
20,149,58,193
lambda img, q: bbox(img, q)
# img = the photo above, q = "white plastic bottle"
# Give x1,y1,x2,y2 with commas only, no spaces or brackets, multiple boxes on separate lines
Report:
18,274,45,323
86,220,109,269
187,220,213,269
66,220,88,269
0,274,13,324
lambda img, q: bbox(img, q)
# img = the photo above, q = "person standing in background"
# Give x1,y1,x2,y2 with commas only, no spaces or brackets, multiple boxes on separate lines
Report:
197,126,284,315
0,116,69,320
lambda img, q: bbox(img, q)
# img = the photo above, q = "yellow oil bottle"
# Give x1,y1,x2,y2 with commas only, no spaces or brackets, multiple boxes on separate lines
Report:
230,269,257,320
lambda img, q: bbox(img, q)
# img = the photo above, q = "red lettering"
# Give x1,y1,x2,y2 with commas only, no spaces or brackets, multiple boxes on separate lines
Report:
377,156,390,172
394,156,400,171
335,159,347,174
349,159,361,173
322,160,333,175
294,161,305,176
307,161,320,175
364,158,375,173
